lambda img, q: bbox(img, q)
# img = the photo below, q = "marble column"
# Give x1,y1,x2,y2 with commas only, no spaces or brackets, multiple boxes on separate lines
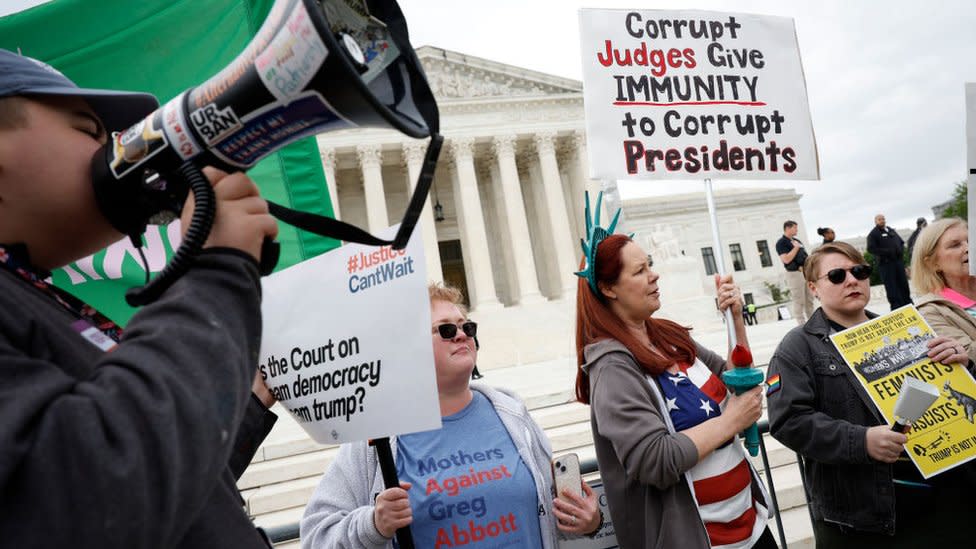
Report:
573,130,608,230
491,134,543,304
449,137,501,310
319,148,340,220
534,131,577,294
402,141,443,282
357,144,388,233
558,138,584,237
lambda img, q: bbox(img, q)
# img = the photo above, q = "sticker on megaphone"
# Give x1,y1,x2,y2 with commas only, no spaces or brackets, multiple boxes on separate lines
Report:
891,375,940,433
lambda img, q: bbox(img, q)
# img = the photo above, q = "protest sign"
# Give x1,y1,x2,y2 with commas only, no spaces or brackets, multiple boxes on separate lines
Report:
578,9,819,180
830,305,976,478
966,83,975,275
259,225,440,444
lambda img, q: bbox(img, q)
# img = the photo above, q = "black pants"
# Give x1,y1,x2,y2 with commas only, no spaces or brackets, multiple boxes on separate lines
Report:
879,260,911,309
752,527,778,548
812,472,974,548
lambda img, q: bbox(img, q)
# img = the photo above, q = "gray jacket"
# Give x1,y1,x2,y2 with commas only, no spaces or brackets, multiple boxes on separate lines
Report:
0,250,275,548
765,308,897,534
582,339,769,549
300,384,560,549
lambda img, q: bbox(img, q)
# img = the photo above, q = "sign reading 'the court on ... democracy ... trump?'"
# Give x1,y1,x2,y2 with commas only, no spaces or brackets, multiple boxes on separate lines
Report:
831,306,976,478
258,225,441,444
578,9,819,181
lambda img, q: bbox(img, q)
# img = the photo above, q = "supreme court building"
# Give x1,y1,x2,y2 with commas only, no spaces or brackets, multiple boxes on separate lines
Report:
315,46,807,321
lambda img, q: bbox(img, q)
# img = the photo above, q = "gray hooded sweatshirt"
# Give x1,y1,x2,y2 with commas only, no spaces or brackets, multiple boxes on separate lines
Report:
582,338,769,549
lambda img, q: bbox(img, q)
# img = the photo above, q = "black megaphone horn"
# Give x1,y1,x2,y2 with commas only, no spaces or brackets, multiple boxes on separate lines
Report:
89,0,442,306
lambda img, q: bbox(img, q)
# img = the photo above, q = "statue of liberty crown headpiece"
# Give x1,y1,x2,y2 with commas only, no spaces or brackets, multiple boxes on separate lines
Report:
574,191,624,296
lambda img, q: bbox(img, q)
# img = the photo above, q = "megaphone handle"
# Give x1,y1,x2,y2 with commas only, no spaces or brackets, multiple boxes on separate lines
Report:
258,237,280,275
891,420,909,433
125,161,215,306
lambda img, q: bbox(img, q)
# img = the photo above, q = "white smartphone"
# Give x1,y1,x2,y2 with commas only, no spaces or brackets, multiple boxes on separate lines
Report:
551,453,583,499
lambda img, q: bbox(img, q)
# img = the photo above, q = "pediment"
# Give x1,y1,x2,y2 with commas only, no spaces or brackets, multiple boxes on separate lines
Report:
416,45,582,101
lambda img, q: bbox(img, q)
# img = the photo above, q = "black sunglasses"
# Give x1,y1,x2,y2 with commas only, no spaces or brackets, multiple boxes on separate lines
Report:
434,321,478,340
819,264,872,284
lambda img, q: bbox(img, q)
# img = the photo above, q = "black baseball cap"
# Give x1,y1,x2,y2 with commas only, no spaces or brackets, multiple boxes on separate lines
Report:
0,49,158,133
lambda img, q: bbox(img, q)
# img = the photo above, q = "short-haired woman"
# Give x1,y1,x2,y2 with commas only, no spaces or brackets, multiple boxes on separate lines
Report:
767,242,971,547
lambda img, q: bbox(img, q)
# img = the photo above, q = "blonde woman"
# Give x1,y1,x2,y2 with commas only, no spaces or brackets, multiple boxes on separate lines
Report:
912,218,976,364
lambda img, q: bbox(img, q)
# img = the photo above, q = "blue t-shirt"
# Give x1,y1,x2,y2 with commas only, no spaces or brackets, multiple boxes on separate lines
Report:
397,391,544,549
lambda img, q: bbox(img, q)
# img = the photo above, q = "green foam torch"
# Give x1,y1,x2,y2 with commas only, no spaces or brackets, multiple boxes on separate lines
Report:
722,344,763,457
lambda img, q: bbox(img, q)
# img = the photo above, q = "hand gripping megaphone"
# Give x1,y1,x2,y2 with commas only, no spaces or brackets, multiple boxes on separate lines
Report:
89,0,441,306
891,376,940,433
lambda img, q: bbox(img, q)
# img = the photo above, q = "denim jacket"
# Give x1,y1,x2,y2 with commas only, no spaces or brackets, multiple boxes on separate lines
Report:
766,308,897,535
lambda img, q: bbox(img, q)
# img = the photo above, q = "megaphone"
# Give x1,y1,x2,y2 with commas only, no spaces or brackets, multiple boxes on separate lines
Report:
891,375,940,433
89,0,441,306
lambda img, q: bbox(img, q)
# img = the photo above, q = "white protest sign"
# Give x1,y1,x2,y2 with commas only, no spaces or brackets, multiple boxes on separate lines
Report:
259,225,441,444
966,83,976,275
579,9,819,180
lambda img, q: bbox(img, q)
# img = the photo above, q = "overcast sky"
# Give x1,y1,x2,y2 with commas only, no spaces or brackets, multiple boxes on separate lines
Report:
5,0,974,242
396,0,975,241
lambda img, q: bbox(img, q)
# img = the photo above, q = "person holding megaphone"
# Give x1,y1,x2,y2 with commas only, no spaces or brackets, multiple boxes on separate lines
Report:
0,49,280,548
767,242,973,546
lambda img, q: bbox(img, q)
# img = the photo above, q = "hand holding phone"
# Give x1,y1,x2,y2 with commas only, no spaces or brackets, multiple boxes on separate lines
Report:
552,453,582,500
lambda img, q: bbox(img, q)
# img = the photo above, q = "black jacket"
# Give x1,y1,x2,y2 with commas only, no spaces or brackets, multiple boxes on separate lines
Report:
867,225,905,264
766,308,897,534
0,250,276,548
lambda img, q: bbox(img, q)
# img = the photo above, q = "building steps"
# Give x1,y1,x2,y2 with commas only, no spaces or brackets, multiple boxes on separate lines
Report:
245,359,817,547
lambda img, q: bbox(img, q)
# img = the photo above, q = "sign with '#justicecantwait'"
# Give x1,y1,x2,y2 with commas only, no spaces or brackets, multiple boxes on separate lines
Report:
259,225,441,443
578,9,819,180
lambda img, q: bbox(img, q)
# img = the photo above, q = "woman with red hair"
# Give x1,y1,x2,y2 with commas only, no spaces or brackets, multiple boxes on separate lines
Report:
575,210,774,548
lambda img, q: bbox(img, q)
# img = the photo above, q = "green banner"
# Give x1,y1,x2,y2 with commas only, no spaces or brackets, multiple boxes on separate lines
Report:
0,0,339,324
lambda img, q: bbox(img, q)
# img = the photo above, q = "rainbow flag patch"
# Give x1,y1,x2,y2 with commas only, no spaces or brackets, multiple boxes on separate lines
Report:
766,374,782,396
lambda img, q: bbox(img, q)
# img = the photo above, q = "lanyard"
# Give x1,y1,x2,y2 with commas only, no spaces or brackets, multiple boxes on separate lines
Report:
0,244,122,345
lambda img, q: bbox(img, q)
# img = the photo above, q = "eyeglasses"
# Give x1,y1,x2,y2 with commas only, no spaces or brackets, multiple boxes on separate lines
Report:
818,264,872,284
434,321,478,340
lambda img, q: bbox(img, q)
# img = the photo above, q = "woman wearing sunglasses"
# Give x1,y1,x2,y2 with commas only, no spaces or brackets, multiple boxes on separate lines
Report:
766,242,970,546
912,218,976,365
301,282,601,549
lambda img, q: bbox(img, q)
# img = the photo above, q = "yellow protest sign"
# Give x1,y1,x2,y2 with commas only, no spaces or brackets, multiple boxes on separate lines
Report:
830,305,976,478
